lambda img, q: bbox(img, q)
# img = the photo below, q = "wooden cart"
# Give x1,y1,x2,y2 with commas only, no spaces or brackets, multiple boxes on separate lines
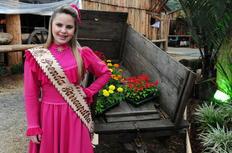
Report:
78,10,196,151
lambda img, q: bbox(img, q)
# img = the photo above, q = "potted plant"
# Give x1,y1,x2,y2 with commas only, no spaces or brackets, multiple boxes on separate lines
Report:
94,60,125,115
123,74,159,106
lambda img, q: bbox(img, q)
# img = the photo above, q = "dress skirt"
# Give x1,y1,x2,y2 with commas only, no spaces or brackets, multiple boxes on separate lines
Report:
28,102,94,153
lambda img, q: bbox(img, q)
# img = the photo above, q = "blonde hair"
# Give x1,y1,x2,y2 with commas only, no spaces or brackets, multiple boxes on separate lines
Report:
44,5,83,83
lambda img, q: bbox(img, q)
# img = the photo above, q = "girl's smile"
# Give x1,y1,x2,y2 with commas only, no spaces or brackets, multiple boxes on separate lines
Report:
52,13,75,45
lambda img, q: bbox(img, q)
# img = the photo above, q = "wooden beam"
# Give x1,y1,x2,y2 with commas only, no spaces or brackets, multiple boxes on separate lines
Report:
149,0,160,11
95,119,189,134
156,0,168,13
151,39,167,43
0,44,40,53
153,15,162,21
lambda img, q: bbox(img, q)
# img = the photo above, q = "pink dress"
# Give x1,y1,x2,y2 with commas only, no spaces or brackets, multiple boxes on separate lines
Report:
24,43,111,153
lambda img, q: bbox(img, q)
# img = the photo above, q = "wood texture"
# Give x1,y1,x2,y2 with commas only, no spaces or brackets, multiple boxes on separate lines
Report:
83,0,151,10
174,72,196,124
122,26,196,122
105,101,158,117
82,0,169,43
6,14,22,65
83,0,153,41
0,44,39,53
105,100,160,123
78,10,128,60
95,119,189,134
107,114,160,122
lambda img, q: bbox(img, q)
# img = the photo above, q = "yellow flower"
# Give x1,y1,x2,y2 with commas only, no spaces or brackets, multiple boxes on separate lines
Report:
103,90,110,97
109,85,116,90
106,60,112,63
103,89,108,93
109,90,114,94
109,68,113,72
107,63,113,67
117,87,124,92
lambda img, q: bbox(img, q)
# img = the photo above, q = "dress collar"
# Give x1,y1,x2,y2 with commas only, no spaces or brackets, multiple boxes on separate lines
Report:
49,43,70,52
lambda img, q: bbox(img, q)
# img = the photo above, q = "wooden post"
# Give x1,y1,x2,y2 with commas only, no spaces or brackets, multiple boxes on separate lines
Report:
160,13,170,51
6,14,22,65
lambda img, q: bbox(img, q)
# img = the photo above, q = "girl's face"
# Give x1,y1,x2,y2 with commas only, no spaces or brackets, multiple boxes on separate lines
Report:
52,13,75,45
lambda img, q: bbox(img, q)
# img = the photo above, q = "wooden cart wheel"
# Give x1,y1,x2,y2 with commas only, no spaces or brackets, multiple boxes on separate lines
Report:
27,27,48,44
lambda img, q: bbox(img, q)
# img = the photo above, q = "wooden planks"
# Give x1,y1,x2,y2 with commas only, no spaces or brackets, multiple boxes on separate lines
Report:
174,72,196,124
78,10,128,60
82,0,171,49
123,42,179,118
83,0,151,10
78,39,121,60
123,26,196,122
82,0,150,40
106,102,158,116
105,102,160,123
107,114,160,122
95,119,189,134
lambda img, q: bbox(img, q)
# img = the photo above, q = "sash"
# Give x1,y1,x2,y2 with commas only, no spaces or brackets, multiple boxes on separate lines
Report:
28,47,94,136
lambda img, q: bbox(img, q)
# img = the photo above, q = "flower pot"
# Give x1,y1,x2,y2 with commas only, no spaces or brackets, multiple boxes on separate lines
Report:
94,101,120,116
102,102,120,113
126,93,158,107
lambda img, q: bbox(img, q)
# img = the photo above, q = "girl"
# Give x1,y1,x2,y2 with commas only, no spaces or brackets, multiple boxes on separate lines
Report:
24,4,111,153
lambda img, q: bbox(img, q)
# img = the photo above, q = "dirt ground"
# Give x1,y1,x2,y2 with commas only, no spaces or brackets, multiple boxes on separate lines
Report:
0,74,186,153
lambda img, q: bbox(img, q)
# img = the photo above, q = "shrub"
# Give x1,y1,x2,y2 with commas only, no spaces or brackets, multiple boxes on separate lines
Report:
195,102,232,152
195,103,225,130
199,125,232,153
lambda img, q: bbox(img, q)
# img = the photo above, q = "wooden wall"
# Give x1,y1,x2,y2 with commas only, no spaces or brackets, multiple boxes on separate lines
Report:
83,0,151,10
82,0,170,41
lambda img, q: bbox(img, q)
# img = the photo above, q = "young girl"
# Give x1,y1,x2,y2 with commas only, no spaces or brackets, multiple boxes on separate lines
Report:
24,4,111,153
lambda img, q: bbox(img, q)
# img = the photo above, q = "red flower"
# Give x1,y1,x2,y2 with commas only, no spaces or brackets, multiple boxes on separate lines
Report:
124,74,159,101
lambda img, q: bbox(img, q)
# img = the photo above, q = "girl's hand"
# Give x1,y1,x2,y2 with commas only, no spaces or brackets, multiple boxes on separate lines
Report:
29,135,42,144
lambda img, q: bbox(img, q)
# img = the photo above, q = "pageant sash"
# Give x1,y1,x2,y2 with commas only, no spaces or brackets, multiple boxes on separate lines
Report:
28,47,94,135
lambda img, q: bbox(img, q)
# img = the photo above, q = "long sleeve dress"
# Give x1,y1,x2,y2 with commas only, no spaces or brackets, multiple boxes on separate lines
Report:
24,43,111,153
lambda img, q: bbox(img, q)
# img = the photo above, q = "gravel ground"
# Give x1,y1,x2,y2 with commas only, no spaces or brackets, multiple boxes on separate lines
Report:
0,74,186,153
0,75,27,153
